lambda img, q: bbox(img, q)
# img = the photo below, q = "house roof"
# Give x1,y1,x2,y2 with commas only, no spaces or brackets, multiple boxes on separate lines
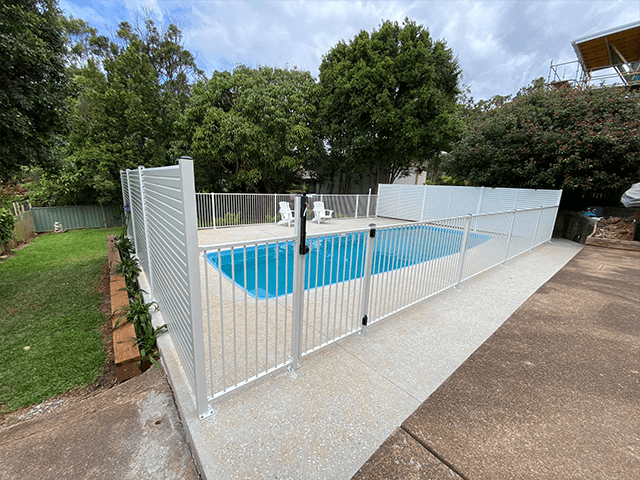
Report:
571,20,640,72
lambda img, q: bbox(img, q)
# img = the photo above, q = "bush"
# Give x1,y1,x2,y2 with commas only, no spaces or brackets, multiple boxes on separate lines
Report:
0,208,15,245
446,82,640,208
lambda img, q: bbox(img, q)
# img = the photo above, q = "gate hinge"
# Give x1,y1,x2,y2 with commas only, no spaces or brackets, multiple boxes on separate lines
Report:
362,315,368,326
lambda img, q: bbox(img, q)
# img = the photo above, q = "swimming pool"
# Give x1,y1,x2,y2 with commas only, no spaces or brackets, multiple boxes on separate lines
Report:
207,225,490,299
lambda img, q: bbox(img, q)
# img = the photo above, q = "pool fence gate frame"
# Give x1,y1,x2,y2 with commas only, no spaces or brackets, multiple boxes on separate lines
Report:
121,159,562,419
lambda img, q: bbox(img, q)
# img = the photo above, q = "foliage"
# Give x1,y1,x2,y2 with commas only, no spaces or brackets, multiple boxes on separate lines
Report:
114,254,140,290
113,294,155,330
0,180,28,209
61,15,109,71
0,0,70,180
445,82,640,207
0,227,119,412
135,314,167,369
173,65,321,193
0,208,15,245
31,17,204,206
218,211,241,226
112,229,166,369
317,18,462,192
114,234,134,259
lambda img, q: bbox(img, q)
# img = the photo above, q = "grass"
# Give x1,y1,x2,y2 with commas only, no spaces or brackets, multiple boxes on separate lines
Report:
0,227,121,413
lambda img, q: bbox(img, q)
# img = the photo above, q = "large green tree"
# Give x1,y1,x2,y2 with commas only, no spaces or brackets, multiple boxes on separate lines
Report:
0,0,69,180
445,82,640,208
30,18,203,205
173,65,320,193
317,18,461,192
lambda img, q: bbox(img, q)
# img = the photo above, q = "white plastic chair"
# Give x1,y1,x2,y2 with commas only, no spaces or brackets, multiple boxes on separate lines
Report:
312,201,333,224
278,202,295,226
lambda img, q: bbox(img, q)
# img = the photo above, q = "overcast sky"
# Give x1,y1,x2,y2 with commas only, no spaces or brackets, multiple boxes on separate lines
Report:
59,0,640,100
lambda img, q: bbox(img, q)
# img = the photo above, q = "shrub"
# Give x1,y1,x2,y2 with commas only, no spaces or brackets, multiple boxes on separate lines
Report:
0,208,15,246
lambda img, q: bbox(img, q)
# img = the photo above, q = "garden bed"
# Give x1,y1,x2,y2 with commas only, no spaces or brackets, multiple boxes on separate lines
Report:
107,235,142,382
586,216,640,251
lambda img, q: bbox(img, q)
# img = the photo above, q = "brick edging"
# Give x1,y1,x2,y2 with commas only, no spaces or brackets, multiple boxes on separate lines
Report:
107,235,142,382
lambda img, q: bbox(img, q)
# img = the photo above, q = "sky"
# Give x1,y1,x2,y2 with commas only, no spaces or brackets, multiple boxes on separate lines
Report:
59,0,640,101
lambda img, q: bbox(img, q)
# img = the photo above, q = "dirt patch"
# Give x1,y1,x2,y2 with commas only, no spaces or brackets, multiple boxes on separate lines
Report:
0,260,118,428
594,217,635,241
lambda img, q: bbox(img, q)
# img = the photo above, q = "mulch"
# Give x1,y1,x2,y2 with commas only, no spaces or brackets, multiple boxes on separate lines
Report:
594,217,635,241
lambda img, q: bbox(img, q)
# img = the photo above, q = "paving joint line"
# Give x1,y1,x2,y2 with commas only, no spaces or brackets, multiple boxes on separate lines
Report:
333,340,422,404
401,425,470,480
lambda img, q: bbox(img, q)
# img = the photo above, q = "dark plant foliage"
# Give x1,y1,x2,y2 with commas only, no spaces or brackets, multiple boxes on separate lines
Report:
0,0,70,180
446,81,640,209
113,230,166,369
318,18,462,192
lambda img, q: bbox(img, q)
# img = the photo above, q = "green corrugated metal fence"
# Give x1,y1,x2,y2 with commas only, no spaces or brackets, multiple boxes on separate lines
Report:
32,204,123,232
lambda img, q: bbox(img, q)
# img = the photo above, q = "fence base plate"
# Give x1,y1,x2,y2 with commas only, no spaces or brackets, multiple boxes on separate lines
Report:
199,404,216,421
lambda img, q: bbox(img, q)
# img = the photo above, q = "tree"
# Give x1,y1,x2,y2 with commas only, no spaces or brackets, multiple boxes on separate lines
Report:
60,15,109,71
0,0,69,180
173,65,321,193
444,82,640,208
29,18,204,205
317,18,461,192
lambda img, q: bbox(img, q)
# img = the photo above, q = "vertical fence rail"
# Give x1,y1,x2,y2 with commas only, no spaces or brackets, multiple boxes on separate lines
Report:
359,224,376,334
291,196,306,368
195,193,379,229
120,171,130,236
126,170,137,248
455,215,473,286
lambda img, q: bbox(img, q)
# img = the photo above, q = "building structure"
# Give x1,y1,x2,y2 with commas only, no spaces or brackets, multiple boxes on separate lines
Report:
549,20,640,88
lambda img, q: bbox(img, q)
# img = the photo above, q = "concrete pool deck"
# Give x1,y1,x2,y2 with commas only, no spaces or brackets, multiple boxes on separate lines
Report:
353,244,640,480
154,220,583,479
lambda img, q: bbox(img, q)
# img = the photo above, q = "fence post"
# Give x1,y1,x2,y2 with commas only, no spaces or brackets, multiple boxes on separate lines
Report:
355,195,359,219
126,169,139,253
366,188,371,219
375,189,379,218
476,186,485,215
138,166,154,298
548,206,560,243
120,170,128,229
447,187,454,217
179,157,212,419
420,186,427,222
455,214,473,287
359,223,376,336
503,209,518,264
529,207,543,250
211,193,217,229
274,193,278,224
290,195,308,369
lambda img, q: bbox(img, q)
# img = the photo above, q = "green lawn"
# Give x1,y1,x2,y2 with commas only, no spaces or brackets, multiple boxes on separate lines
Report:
0,227,121,413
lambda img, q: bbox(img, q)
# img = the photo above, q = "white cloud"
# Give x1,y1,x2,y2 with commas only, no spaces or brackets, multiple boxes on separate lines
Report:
59,0,640,100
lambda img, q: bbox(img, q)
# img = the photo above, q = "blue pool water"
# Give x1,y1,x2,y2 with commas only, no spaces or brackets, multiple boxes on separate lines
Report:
207,225,490,299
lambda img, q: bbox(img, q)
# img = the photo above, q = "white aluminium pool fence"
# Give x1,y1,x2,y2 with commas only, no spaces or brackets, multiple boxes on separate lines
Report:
198,196,559,406
122,161,560,419
196,192,377,228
